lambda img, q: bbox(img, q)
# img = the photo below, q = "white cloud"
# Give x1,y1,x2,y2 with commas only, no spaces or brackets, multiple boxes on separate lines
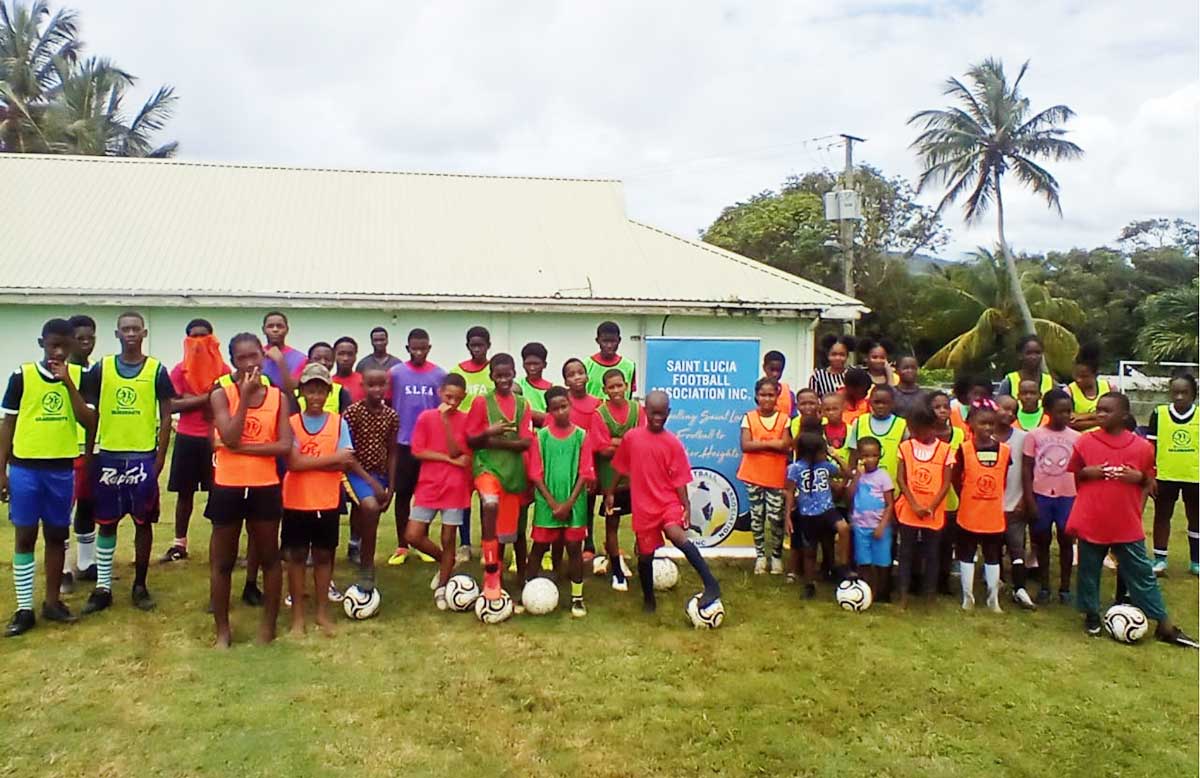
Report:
64,0,1199,257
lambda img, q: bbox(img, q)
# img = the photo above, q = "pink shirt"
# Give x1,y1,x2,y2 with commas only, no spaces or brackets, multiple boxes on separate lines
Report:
1066,430,1155,544
1023,426,1081,497
170,362,229,438
336,371,366,404
411,408,472,509
567,393,601,431
612,427,693,522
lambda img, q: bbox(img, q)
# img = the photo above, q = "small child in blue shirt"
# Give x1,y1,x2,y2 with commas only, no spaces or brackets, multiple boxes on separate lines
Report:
785,429,850,599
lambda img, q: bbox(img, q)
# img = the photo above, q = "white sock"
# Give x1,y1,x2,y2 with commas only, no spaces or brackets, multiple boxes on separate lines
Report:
76,531,96,569
62,538,71,574
984,563,1001,597
959,561,975,601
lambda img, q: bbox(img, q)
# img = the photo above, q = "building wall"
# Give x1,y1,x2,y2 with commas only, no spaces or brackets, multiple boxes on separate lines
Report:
0,304,817,392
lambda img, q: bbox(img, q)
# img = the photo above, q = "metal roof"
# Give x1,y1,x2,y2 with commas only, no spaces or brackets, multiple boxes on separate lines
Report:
0,154,864,317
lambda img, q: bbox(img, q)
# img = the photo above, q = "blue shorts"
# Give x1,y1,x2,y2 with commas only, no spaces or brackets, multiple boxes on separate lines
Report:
344,471,388,505
8,464,73,528
853,524,893,567
94,453,160,523
1033,495,1074,537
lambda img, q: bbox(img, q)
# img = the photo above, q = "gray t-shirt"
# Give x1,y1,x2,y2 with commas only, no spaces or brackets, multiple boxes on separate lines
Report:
1001,427,1026,512
892,385,926,419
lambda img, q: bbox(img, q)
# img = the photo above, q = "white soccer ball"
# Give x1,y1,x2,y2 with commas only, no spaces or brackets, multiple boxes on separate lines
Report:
342,584,381,620
445,574,481,612
652,558,679,591
592,555,610,576
1104,603,1149,643
835,578,873,612
521,577,560,615
475,589,515,624
685,593,725,629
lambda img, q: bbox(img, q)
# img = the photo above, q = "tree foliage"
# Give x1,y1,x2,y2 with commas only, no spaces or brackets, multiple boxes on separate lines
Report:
1134,281,1199,363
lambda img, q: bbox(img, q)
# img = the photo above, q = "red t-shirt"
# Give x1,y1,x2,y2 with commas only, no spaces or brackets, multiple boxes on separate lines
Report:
611,427,693,521
337,371,366,404
567,393,601,431
465,391,542,478
170,361,230,438
411,408,472,509
1065,430,1155,544
588,401,647,450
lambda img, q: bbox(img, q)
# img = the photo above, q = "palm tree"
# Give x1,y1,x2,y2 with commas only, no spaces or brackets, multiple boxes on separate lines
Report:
1134,281,1199,363
909,58,1083,339
0,0,79,152
921,247,1082,375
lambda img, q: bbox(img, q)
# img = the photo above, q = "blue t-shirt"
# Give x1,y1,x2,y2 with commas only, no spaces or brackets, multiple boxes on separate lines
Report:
786,459,838,516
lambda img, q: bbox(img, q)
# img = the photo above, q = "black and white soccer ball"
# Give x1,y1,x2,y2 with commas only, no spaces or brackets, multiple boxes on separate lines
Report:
445,574,481,612
342,584,381,620
1104,604,1149,643
475,589,515,624
685,593,725,629
835,578,873,612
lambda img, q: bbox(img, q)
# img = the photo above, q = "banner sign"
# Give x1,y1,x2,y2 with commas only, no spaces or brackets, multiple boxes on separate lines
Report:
644,337,760,554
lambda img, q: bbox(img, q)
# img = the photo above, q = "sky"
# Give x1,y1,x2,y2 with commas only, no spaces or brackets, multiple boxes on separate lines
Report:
66,0,1199,259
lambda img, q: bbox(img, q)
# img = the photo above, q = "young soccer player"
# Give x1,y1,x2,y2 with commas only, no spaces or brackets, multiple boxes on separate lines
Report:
388,328,447,565
466,354,536,599
407,374,472,609
952,400,1009,612
207,333,292,648
892,356,925,419
790,388,823,436
848,384,907,486
930,390,967,593
999,335,1054,398
162,319,229,563
451,326,494,562
333,336,366,404
1014,379,1049,432
260,311,307,393
738,377,792,575
80,311,175,615
1149,373,1198,575
894,404,954,609
762,351,797,418
296,343,351,413
585,321,635,399
67,314,98,587
355,326,402,374
995,395,1036,609
283,364,381,635
1067,392,1197,646
342,367,398,591
861,339,898,388
785,430,849,598
1067,344,1109,432
606,390,721,613
563,357,602,560
840,368,872,425
517,342,552,428
591,368,644,590
847,437,894,602
822,393,849,464
1023,388,1080,605
528,386,596,617
1,319,97,636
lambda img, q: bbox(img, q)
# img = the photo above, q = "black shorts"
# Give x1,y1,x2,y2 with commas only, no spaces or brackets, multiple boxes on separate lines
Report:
167,433,213,493
1156,480,1199,510
281,509,340,551
797,508,844,548
204,484,283,525
604,490,632,518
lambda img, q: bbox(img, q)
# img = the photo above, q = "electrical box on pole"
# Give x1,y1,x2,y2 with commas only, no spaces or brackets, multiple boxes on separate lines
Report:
823,190,863,221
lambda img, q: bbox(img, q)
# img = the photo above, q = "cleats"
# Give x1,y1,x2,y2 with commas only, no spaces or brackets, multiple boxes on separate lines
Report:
77,564,98,582
159,545,188,563
611,575,628,592
1151,558,1168,576
327,582,344,603
386,548,409,566
1012,588,1037,611
132,584,156,612
571,597,587,618
4,609,35,637
82,588,113,615
1157,625,1200,649
416,550,436,563
1084,612,1102,636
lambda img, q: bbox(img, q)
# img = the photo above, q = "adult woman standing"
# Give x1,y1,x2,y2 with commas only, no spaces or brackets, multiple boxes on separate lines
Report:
809,335,854,398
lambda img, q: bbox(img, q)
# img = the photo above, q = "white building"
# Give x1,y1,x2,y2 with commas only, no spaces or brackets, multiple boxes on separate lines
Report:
0,154,863,384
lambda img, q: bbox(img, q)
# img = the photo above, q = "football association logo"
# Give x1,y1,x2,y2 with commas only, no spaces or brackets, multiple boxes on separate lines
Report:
687,468,741,548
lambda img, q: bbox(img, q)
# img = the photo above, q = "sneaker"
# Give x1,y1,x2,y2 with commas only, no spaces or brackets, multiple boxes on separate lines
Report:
416,550,436,563
456,546,471,564
41,600,76,623
241,583,264,607
159,545,188,563
753,556,768,575
1012,588,1037,611
611,575,628,592
770,557,784,575
434,587,448,611
82,588,113,615
1190,562,1200,576
1036,588,1051,605
1157,625,1200,649
327,582,344,603
1084,612,1102,636
77,564,98,582
1058,590,1072,606
961,592,975,611
803,582,816,600
132,584,156,611
59,571,75,596
4,609,35,637
1151,558,1168,576
387,548,409,566
571,597,587,618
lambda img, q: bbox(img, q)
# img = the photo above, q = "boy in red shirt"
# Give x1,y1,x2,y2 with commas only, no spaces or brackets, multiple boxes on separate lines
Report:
1067,392,1196,647
333,337,365,404
606,390,721,615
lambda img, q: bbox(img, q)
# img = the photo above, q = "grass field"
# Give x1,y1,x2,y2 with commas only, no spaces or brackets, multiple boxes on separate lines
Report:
0,491,1196,778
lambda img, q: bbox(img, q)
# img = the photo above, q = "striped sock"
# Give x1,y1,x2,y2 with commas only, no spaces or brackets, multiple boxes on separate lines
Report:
13,551,35,611
76,531,96,570
1154,548,1169,562
96,533,117,592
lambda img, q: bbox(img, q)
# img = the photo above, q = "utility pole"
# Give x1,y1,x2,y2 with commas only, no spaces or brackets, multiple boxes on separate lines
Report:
839,134,864,335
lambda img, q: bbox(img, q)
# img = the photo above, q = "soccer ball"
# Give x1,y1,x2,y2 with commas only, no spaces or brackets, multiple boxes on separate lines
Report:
475,590,515,624
592,555,610,576
652,558,679,591
835,578,873,612
1104,604,1149,643
521,578,560,615
685,593,725,629
445,574,481,612
342,584,381,620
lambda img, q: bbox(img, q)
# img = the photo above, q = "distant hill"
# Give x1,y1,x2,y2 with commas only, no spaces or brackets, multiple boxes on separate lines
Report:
885,251,957,274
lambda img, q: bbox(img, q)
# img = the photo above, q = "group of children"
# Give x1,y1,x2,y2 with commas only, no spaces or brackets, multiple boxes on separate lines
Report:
736,335,1197,647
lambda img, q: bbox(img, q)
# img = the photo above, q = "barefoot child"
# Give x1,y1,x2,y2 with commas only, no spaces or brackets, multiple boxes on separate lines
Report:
737,377,792,575
342,367,398,592
607,390,721,613
785,430,850,599
952,400,1009,612
1149,373,1198,575
847,437,894,603
1023,389,1079,605
894,404,954,609
591,368,644,590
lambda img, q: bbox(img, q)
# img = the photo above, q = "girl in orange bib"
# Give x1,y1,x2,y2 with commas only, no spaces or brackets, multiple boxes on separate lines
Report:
738,377,793,574
953,399,1010,613
894,404,954,609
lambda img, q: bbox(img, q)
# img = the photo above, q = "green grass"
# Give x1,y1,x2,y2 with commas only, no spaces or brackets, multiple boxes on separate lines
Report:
0,491,1196,778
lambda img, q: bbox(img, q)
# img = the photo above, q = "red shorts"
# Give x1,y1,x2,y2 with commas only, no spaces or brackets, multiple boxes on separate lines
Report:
530,525,587,544
73,455,92,502
474,473,521,542
633,511,688,555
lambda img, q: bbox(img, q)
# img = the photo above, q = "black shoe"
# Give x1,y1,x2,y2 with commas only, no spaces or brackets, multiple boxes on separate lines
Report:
159,545,188,563
132,584,156,611
41,600,77,623
59,571,75,595
4,609,35,637
1157,626,1200,649
241,583,264,607
1084,612,1102,636
1036,588,1052,605
82,588,113,615
803,582,817,600
77,564,98,582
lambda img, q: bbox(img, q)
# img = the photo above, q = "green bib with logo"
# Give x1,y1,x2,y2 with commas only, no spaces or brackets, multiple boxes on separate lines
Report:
14,363,82,460
97,355,160,453
1156,404,1198,483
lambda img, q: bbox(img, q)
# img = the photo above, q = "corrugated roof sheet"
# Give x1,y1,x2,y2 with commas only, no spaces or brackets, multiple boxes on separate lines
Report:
0,154,863,316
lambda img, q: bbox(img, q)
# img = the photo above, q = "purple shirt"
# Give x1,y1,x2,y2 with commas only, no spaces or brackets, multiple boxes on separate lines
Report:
390,360,446,445
261,345,306,388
